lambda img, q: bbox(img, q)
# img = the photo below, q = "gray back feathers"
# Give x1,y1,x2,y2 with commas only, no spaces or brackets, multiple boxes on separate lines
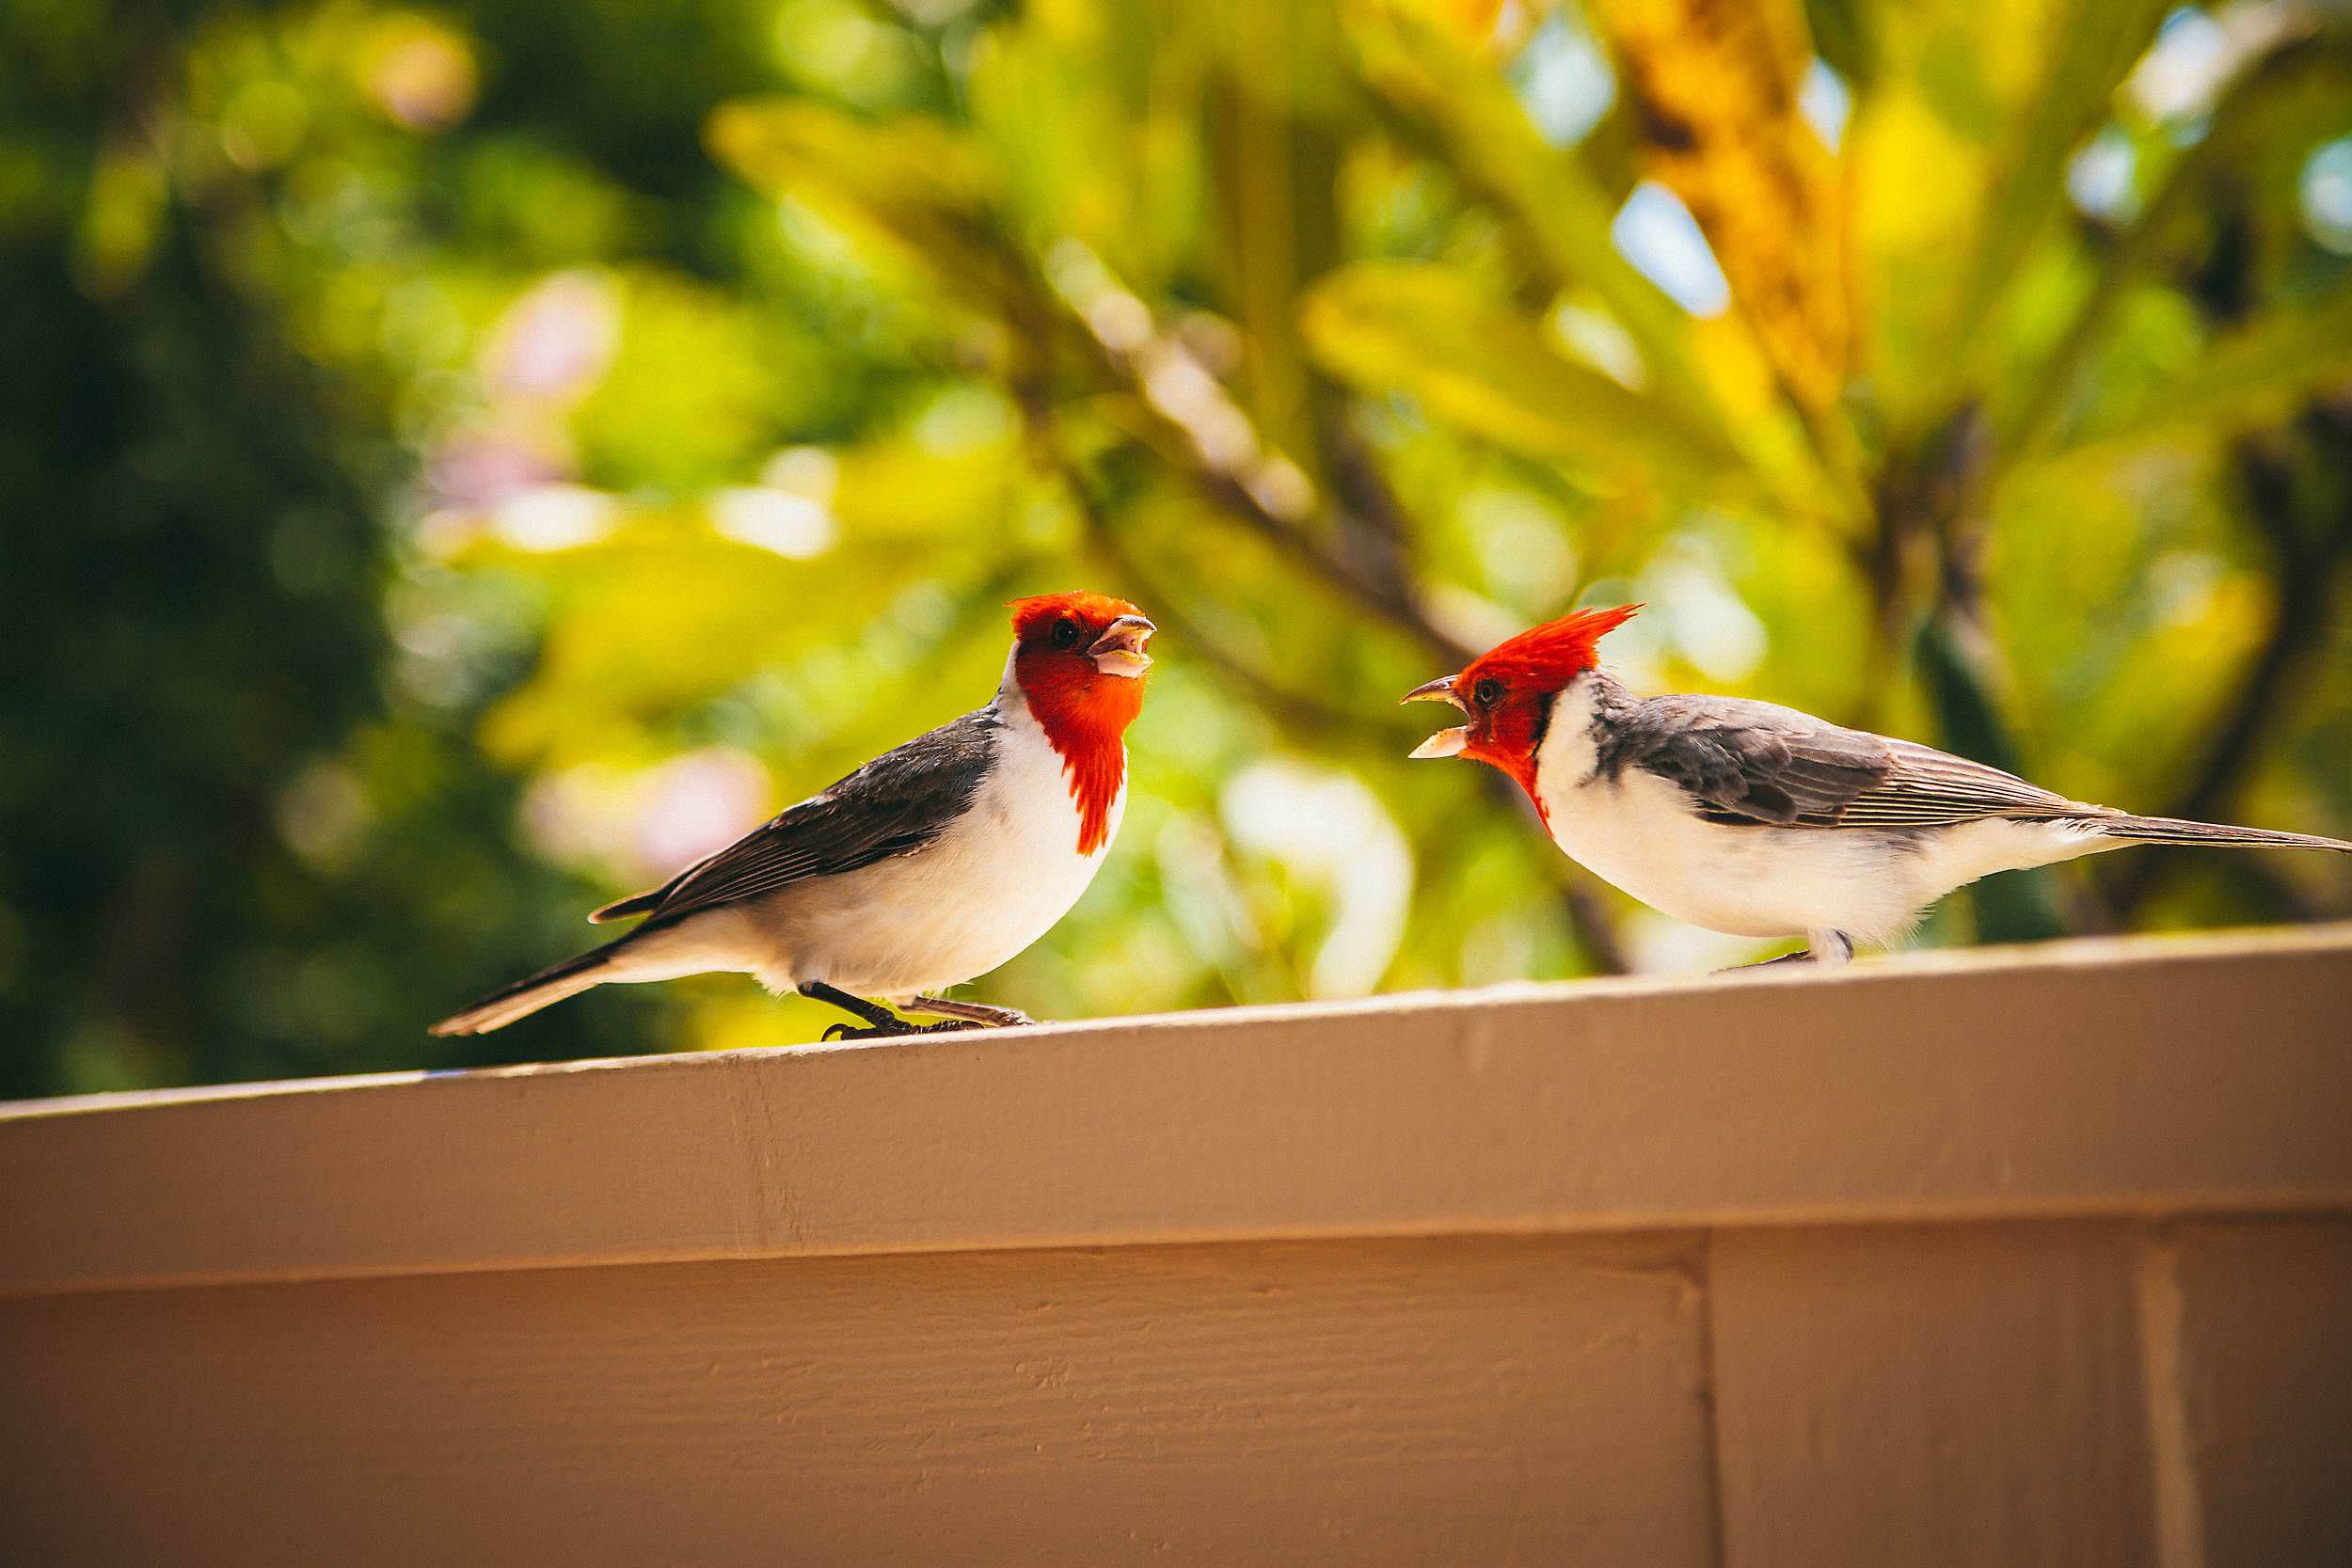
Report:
1595,685,2077,831
596,707,1005,927
1590,680,2350,851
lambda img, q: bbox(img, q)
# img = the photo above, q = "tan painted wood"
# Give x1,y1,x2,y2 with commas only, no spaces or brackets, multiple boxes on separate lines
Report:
2157,1218,2352,1568
5,927,2349,1295
1708,1222,2156,1568
5,930,2350,1561
0,1234,1718,1568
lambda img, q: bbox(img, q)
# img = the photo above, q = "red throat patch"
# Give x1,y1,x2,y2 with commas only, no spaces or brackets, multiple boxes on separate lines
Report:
1008,593,1150,856
1471,697,1553,823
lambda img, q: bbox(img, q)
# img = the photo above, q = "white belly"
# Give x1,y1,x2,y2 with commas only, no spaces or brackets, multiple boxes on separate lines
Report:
1532,690,2112,944
1540,770,2109,943
1537,768,1904,940
751,721,1120,997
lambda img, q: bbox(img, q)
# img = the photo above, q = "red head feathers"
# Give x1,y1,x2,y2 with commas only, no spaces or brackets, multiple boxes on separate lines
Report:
1008,592,1147,647
1007,593,1155,856
1402,604,1640,813
1456,604,1640,697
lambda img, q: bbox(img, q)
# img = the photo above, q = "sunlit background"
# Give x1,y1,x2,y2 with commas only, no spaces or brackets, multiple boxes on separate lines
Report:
7,0,2350,1095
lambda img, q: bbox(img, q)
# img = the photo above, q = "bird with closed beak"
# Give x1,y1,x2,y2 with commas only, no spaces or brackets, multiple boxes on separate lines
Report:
1406,604,2349,965
434,593,1156,1038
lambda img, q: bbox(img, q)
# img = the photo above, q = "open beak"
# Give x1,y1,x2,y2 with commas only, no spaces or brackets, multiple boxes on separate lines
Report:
1088,614,1156,678
1402,673,1470,759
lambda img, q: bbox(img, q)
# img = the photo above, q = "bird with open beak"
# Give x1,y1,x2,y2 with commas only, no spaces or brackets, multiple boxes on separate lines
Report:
434,594,1156,1038
1406,604,2349,964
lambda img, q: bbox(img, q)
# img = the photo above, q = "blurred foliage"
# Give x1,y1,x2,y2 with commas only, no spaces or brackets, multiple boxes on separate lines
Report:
6,0,2350,1095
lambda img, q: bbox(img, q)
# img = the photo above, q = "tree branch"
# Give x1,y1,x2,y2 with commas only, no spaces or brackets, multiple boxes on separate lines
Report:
1040,242,1479,666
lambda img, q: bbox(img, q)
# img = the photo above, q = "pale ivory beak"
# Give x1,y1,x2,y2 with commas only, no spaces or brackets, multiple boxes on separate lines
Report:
1402,673,1470,759
1089,614,1157,678
1409,727,1470,759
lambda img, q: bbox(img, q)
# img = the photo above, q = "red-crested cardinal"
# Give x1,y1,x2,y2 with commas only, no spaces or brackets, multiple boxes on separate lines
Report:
1406,604,2349,964
433,593,1155,1038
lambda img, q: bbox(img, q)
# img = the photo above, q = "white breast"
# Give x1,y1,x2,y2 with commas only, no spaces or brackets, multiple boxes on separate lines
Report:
752,692,1120,999
1534,703,1904,941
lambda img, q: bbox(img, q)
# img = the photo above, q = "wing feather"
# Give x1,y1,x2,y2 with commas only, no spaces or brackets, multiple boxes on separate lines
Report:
1609,696,2075,830
597,709,1001,928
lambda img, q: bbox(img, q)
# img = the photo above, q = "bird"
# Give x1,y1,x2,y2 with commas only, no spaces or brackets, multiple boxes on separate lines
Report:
1404,603,2350,965
432,593,1156,1039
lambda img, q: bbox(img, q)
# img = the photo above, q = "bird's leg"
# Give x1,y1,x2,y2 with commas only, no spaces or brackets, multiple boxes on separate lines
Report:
800,979,900,1030
903,995,1035,1028
798,981,969,1041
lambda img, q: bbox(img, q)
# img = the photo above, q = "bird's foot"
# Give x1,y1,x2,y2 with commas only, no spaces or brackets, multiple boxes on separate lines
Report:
1717,930,1854,973
903,995,1035,1028
1718,950,1813,973
820,1017,980,1042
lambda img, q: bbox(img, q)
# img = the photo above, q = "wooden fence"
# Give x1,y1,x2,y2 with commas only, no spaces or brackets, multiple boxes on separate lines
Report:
5,927,2348,1565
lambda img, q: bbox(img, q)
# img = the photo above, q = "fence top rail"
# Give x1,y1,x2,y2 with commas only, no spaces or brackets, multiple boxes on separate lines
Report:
5,925,2348,1297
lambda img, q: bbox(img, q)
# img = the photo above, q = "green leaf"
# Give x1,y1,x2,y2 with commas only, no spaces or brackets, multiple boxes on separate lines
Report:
2033,286,2352,467
2001,33,2352,460
1947,0,2171,377
1300,261,1746,484
1804,0,1879,89
706,99,1015,311
1200,0,1349,468
963,1,1207,293
1344,0,1712,415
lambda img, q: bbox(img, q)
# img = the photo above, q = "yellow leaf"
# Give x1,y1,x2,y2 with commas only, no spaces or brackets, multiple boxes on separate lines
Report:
1387,0,1511,52
1591,0,1852,416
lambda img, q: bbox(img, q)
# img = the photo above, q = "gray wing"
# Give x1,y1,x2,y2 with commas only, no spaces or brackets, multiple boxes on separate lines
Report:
1605,694,2074,830
601,708,1001,927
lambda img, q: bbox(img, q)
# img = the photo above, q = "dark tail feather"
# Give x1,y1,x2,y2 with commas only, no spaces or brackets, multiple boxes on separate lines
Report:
2088,814,2352,854
430,935,631,1037
587,889,661,924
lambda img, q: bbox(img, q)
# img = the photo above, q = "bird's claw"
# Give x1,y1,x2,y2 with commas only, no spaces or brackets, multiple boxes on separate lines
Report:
820,1017,981,1042
822,1021,911,1042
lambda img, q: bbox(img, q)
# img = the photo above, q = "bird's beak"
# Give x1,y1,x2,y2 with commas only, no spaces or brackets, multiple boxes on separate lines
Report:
1401,674,1465,708
1402,673,1470,759
1088,614,1156,678
1409,726,1470,760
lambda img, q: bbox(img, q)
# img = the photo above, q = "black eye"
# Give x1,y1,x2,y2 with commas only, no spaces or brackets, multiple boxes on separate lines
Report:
1050,618,1084,650
1471,677,1503,707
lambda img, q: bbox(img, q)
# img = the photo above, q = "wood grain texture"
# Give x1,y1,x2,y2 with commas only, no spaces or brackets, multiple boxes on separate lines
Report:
1708,1222,2156,1568
5,927,2349,1295
0,1234,1717,1568
2160,1218,2352,1568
